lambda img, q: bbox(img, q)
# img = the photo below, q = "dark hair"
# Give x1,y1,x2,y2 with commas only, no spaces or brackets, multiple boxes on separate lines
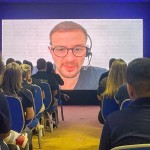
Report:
16,60,22,65
46,61,54,74
109,58,116,69
6,58,15,65
23,60,33,71
37,58,47,71
126,57,150,95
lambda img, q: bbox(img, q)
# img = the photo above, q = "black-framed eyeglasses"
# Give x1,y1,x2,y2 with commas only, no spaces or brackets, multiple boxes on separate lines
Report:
51,46,86,57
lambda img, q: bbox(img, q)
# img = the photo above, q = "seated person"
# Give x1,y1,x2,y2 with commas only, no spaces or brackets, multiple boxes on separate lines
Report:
32,58,58,106
97,59,127,124
114,84,130,107
0,57,28,149
46,61,70,101
98,58,116,84
99,57,150,150
2,62,35,150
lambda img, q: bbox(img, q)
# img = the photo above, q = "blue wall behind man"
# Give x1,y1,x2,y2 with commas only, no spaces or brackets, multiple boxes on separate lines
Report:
0,1,150,105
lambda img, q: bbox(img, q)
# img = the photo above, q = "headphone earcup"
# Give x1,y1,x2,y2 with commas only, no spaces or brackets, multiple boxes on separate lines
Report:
86,47,92,57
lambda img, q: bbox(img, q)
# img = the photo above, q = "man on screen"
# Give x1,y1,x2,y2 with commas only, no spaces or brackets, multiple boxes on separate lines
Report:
48,21,106,90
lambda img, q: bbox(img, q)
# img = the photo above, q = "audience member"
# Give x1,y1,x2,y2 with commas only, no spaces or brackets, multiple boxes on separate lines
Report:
0,57,28,149
2,62,35,150
32,58,58,105
99,57,150,150
114,84,130,106
15,60,22,65
23,60,33,74
98,58,116,84
6,58,15,65
97,59,127,124
46,61,70,101
21,64,34,95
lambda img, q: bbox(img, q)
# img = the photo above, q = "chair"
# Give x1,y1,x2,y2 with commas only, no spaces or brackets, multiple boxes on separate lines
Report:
25,89,43,149
57,89,64,121
6,96,25,133
33,85,44,117
111,144,150,150
41,82,52,110
101,97,119,121
120,99,132,110
58,99,64,121
41,82,59,132
5,95,26,150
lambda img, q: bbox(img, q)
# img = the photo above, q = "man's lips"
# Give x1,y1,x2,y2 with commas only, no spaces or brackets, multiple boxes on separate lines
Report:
63,65,76,72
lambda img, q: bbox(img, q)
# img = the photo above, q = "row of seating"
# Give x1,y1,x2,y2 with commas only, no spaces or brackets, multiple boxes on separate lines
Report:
5,81,64,149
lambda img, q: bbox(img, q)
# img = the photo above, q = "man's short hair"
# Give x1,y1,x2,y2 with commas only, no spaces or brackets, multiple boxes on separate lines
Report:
6,58,15,65
49,21,88,44
126,57,150,95
109,58,116,69
37,58,47,71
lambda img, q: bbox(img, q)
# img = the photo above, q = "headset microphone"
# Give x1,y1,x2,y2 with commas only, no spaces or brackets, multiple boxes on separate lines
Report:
83,53,92,70
84,34,93,70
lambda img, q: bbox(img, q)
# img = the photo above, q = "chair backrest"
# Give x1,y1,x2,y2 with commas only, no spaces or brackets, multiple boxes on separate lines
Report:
120,99,132,110
111,144,150,150
5,95,25,133
101,97,119,121
41,82,52,110
33,85,43,116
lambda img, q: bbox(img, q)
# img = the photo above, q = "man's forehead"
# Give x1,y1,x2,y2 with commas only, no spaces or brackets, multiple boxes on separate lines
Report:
50,30,87,40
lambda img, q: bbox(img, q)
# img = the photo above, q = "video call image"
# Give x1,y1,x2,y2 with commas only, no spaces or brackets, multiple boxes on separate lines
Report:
2,19,143,90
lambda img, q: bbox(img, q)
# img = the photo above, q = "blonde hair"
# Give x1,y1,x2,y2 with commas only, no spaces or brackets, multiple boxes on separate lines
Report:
21,64,31,79
103,59,127,98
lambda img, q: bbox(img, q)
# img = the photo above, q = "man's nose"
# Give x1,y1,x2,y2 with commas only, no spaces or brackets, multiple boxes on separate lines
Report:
65,49,76,60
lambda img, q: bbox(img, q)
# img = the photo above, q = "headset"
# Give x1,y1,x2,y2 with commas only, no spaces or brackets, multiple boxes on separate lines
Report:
85,34,93,57
83,34,93,70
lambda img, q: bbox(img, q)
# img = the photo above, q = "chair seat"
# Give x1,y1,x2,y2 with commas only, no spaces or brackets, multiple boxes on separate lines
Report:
101,97,119,121
111,144,150,150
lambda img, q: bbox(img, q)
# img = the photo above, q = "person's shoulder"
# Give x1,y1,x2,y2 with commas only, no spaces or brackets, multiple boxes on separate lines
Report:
89,66,107,72
106,107,130,123
0,91,7,103
81,66,107,72
82,66,107,77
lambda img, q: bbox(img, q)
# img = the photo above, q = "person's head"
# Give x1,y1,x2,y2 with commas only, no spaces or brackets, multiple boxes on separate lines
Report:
23,60,33,72
15,60,22,65
48,21,89,78
21,64,32,80
126,57,150,99
6,58,15,65
46,61,54,74
103,59,127,98
37,58,47,71
2,62,22,95
109,58,116,69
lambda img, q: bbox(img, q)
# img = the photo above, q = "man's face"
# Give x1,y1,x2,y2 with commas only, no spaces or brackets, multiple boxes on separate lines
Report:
49,30,86,78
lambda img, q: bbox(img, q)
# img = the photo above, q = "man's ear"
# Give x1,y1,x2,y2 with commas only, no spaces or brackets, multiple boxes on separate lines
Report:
127,83,135,100
48,46,52,54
